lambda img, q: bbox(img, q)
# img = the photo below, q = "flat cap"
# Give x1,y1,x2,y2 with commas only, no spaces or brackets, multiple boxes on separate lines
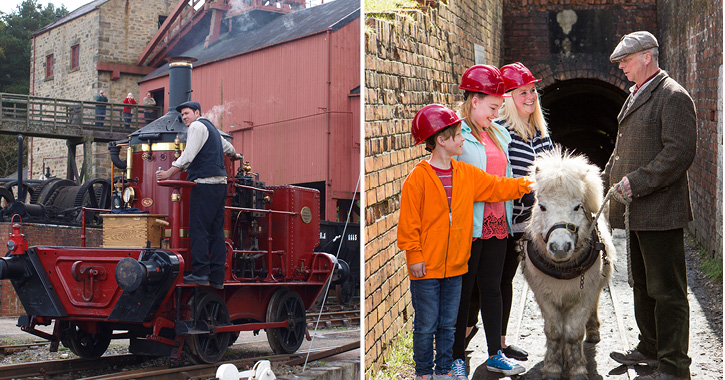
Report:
610,31,658,62
175,101,201,113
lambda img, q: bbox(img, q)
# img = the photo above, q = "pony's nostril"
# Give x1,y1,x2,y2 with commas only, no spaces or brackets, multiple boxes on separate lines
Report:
565,242,572,252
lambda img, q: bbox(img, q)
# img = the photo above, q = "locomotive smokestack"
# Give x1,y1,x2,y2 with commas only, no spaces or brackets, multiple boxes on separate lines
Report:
167,57,197,113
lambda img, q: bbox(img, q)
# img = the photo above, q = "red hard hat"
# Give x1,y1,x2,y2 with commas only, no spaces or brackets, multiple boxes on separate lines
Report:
501,62,541,92
458,65,508,97
411,104,466,145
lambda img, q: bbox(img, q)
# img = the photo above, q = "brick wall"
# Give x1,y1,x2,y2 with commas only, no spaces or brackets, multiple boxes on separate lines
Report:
364,0,504,373
29,0,174,181
657,0,723,260
0,223,102,316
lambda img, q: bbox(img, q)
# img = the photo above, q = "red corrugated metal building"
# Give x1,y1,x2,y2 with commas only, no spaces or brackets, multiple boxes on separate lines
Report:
138,0,360,222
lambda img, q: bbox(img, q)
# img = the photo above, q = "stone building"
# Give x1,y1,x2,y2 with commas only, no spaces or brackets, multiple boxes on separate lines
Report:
29,0,175,180
364,0,722,374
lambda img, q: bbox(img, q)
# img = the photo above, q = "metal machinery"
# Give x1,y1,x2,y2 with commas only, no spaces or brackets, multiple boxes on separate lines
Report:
0,57,346,364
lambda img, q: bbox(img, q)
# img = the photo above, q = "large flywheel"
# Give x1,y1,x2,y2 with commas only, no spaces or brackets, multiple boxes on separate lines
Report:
185,291,232,364
3,181,34,203
265,289,306,354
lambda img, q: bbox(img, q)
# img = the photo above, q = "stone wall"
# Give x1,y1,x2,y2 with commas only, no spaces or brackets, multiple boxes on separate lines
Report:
29,0,174,181
0,223,102,316
364,0,504,373
657,0,723,260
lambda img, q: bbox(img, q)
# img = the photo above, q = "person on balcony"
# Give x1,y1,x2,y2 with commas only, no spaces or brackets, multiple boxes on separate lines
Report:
95,89,108,127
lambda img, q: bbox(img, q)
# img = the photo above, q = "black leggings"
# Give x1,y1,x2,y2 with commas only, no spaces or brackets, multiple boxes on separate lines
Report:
453,237,507,359
501,233,524,335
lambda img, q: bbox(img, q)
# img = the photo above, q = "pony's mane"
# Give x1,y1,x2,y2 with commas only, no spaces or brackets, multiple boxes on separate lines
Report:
529,145,603,214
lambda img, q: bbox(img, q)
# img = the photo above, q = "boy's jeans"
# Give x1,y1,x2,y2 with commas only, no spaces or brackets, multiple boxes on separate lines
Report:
410,275,462,376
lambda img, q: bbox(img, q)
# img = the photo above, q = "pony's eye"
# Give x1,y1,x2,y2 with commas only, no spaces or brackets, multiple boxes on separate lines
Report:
539,204,547,212
573,204,581,211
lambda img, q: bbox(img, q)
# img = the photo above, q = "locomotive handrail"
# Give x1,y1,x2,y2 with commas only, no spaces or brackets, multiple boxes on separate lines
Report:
225,206,297,216
233,183,275,194
156,180,197,188
80,207,112,247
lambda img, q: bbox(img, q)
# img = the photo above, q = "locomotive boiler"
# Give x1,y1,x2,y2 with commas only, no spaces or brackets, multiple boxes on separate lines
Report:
0,57,344,364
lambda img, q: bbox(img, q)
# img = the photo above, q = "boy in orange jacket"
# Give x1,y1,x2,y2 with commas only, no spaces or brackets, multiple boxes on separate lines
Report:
398,104,532,379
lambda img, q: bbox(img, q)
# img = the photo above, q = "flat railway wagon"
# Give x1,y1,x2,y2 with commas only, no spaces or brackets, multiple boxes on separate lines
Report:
0,57,345,364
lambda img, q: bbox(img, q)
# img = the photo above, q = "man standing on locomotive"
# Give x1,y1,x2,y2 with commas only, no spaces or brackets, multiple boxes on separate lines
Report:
156,101,241,289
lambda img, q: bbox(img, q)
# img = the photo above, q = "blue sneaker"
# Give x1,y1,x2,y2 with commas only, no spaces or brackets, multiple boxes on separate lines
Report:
486,350,525,376
451,358,468,379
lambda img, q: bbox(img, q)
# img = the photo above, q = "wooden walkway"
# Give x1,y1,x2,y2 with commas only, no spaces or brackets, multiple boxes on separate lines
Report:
0,93,162,142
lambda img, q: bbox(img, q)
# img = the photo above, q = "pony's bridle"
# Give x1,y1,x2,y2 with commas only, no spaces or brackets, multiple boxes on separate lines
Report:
544,222,579,243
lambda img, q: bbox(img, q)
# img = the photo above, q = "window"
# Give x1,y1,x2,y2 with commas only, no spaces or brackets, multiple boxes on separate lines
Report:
45,54,54,78
158,15,168,28
70,44,80,70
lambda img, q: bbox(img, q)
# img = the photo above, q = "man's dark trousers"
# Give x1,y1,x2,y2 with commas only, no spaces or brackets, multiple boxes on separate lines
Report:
189,183,227,284
630,229,691,378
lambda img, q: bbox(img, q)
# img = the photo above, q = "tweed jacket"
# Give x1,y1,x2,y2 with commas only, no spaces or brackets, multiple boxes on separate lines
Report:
603,70,697,231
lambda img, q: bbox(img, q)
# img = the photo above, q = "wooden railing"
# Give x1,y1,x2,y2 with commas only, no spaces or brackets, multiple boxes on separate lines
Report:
0,93,162,141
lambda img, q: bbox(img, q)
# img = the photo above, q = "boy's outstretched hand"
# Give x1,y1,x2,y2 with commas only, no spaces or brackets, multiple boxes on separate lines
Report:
408,262,426,278
524,176,535,192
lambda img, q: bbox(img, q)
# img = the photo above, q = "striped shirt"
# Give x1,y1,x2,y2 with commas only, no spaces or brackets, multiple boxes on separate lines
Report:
430,164,453,208
505,127,554,232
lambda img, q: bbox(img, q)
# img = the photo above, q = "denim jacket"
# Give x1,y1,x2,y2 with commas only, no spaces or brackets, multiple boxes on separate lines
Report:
453,117,514,238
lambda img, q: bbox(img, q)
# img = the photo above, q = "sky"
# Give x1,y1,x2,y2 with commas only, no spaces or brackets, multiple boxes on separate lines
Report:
0,0,91,15
0,0,332,16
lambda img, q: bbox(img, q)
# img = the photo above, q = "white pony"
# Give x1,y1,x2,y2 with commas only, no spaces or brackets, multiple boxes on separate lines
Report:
522,147,616,380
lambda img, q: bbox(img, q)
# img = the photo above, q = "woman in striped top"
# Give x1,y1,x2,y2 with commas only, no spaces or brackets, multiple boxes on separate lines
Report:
496,62,554,361
450,65,525,378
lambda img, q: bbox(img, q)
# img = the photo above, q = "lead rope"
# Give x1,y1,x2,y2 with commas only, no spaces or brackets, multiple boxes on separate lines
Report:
585,183,634,287
302,173,361,372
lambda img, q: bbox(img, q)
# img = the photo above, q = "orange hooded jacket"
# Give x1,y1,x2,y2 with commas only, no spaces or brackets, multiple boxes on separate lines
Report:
397,159,531,280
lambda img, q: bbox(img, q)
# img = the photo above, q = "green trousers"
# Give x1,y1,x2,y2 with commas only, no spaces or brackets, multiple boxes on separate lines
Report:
630,229,691,378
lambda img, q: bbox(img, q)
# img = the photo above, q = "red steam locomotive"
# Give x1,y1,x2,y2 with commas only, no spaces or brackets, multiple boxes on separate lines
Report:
0,57,345,364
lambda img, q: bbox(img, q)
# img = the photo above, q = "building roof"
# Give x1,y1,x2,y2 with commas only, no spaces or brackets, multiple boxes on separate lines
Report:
31,0,110,37
141,0,359,81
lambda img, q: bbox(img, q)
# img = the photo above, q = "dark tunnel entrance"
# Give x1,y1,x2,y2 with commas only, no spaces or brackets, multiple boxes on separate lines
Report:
540,79,628,169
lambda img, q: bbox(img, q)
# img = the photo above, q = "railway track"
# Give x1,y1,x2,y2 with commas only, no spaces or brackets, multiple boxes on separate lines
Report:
0,341,359,380
0,341,49,355
0,353,153,380
306,309,360,328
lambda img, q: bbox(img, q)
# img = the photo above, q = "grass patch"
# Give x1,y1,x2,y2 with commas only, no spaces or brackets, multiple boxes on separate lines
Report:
686,233,722,281
365,0,420,14
364,0,420,29
699,254,722,281
368,330,415,380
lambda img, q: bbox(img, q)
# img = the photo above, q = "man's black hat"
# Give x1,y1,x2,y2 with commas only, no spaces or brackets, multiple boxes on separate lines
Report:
176,101,201,113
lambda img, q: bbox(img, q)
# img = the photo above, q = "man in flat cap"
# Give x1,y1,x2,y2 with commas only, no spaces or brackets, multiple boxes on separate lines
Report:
605,31,695,380
157,100,241,289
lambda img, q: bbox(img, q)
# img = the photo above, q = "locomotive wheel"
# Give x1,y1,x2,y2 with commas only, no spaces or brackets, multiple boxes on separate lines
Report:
61,321,112,359
185,291,232,364
335,281,355,305
265,289,306,354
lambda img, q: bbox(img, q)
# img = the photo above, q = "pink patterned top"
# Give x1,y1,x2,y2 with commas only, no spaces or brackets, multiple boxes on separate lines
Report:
480,131,508,239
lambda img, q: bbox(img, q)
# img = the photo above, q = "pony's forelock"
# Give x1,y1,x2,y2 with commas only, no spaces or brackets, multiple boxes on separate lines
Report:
530,146,604,214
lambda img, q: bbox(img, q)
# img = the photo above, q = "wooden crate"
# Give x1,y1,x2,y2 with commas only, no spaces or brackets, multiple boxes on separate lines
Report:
100,214,168,249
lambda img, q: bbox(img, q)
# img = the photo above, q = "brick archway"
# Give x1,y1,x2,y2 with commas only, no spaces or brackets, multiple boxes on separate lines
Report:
540,77,627,168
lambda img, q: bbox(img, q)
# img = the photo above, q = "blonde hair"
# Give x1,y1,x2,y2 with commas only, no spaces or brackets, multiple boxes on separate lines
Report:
459,92,504,153
498,91,548,142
